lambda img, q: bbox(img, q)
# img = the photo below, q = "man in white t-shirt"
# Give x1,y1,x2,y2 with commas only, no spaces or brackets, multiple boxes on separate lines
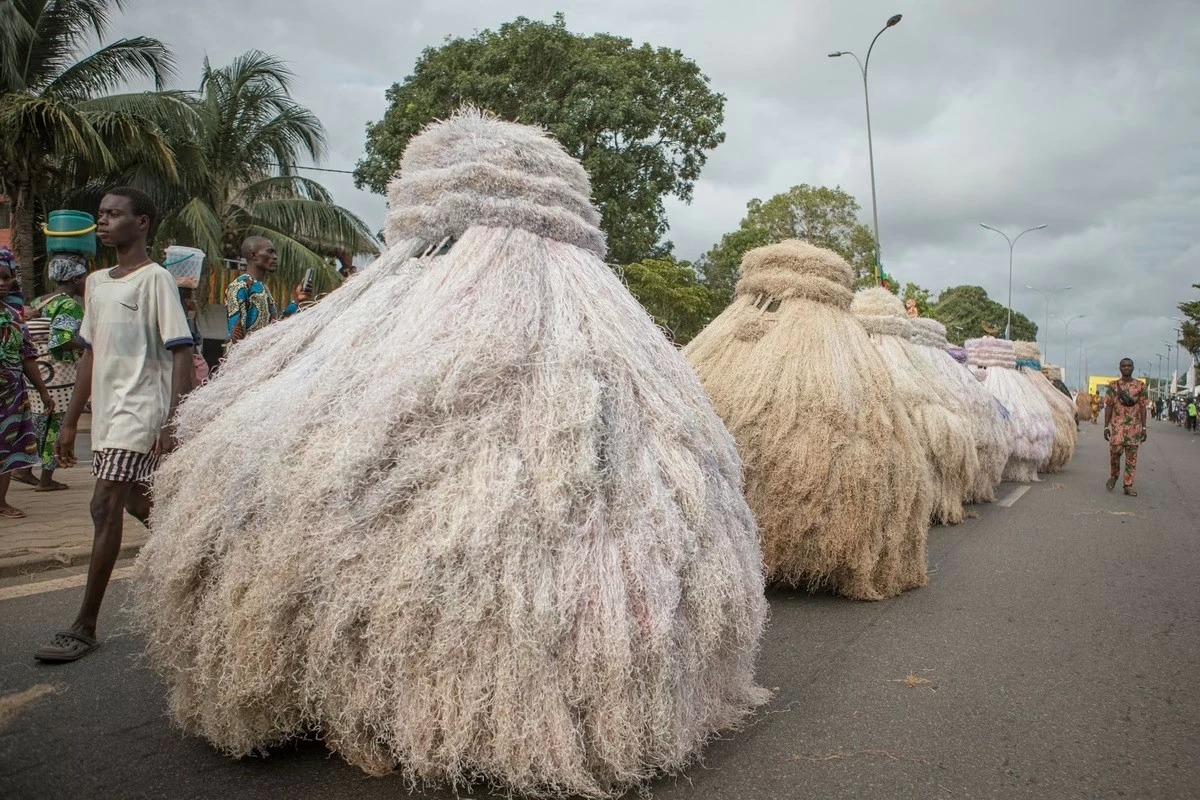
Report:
35,187,193,663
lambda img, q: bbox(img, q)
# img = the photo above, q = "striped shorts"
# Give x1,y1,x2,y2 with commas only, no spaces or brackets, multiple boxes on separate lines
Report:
91,448,161,485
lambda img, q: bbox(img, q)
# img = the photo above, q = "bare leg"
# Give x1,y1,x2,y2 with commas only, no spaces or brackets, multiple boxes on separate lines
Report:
125,481,152,526
0,473,22,516
71,479,136,639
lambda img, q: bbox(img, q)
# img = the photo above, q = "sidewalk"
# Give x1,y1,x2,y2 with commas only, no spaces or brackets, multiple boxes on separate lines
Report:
0,416,146,578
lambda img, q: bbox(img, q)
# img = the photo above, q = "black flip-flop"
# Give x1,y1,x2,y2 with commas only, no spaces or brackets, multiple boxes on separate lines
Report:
34,631,100,663
10,472,38,487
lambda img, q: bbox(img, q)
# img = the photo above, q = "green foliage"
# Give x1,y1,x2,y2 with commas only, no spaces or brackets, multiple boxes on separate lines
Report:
0,0,189,290
354,13,726,265
618,257,715,345
149,52,378,295
696,184,877,306
1179,283,1200,359
932,285,1038,345
901,282,935,317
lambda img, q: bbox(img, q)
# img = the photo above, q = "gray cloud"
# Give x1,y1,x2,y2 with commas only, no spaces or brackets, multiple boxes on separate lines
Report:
107,0,1200,388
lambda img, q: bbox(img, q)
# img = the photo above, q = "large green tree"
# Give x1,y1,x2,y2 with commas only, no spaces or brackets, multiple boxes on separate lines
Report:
696,184,877,305
354,13,725,265
152,52,377,293
617,257,715,345
1179,283,1200,361
932,285,1038,345
0,0,191,290
901,282,935,317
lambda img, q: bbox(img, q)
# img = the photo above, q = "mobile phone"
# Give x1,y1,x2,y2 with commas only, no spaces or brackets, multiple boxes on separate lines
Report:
301,268,314,294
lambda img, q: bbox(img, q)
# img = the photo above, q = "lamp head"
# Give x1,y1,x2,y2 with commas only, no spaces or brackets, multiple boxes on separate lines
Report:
887,14,903,26
828,51,846,57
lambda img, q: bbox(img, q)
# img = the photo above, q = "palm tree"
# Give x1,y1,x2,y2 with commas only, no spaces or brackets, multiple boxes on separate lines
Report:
0,0,191,290
156,52,378,294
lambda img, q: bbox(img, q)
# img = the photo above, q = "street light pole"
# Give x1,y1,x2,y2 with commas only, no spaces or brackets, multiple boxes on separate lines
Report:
981,223,1047,339
1164,341,1175,393
829,13,902,285
1156,354,1165,399
1025,283,1071,355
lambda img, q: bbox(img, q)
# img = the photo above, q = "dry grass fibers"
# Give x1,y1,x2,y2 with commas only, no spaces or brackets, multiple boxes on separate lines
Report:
684,240,932,601
909,317,1008,503
134,107,770,798
1076,391,1095,422
965,337,1055,483
1015,344,1077,473
851,289,980,524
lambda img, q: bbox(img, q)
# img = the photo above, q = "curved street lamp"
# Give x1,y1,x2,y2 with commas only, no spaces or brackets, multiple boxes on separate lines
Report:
829,13,903,284
982,223,1047,339
1025,283,1071,355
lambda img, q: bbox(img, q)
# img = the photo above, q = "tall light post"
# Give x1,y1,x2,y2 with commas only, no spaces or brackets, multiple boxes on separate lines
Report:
829,13,903,285
1025,283,1071,355
1156,354,1165,399
1164,341,1175,393
980,223,1047,339
1051,313,1085,373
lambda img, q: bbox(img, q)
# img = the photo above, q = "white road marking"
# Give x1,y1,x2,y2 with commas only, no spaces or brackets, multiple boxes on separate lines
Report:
997,485,1032,508
0,566,134,603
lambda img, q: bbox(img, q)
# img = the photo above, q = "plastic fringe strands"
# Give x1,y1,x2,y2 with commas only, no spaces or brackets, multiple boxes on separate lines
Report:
1014,344,1077,473
851,289,979,525
134,107,770,798
909,318,1008,503
965,337,1055,483
684,240,931,601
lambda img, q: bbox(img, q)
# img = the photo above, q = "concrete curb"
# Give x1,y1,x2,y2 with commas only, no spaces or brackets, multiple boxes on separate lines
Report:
0,542,142,580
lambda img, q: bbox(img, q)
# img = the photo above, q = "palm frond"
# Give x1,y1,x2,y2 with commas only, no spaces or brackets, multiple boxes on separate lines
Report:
44,37,177,100
0,2,37,91
76,90,199,133
237,175,335,204
246,198,379,255
157,197,224,263
0,93,114,169
24,0,124,90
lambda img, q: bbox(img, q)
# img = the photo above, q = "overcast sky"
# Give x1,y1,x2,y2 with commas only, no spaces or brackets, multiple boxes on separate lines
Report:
109,0,1200,388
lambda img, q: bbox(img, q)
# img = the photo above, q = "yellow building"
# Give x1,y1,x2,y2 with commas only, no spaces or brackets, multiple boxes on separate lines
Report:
1088,376,1148,396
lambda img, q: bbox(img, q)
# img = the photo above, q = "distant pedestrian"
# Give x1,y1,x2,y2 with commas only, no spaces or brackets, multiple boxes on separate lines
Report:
34,187,193,663
224,236,308,346
11,254,87,492
1188,398,1197,432
0,254,56,518
1104,358,1148,497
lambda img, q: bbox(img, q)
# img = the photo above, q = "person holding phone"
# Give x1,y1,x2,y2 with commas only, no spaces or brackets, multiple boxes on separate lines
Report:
224,236,310,346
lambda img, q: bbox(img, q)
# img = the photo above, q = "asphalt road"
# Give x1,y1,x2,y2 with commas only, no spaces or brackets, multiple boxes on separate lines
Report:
2,422,1198,799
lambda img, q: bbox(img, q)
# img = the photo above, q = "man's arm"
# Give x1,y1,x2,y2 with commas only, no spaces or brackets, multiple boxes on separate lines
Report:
158,346,193,455
53,349,92,468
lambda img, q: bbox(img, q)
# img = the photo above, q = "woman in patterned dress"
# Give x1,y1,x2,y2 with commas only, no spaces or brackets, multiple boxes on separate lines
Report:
0,256,57,517
12,254,87,491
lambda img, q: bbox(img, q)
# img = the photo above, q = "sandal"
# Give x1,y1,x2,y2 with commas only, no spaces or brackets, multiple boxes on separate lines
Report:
1124,487,1137,497
1105,477,1117,492
34,481,69,492
34,631,100,663
0,505,26,519
10,472,38,487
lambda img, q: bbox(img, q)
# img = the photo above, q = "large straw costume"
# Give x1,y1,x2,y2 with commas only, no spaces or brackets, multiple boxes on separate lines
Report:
909,317,1009,503
1016,343,1076,473
851,289,979,524
684,240,931,600
1076,390,1095,422
966,336,1055,482
134,109,770,798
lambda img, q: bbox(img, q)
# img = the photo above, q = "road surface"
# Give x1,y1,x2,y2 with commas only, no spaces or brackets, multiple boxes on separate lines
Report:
2,423,1197,799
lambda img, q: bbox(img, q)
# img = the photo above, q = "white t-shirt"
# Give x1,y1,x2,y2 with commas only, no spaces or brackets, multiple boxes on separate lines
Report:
79,263,193,453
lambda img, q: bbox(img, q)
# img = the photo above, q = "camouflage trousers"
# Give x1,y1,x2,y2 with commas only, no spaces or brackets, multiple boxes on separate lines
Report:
1109,444,1139,488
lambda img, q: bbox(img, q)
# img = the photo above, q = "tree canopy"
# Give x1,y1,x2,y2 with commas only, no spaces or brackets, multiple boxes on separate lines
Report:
932,285,1038,345
617,257,715,345
354,13,726,265
0,0,191,290
901,282,935,317
1179,283,1200,360
696,184,877,305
